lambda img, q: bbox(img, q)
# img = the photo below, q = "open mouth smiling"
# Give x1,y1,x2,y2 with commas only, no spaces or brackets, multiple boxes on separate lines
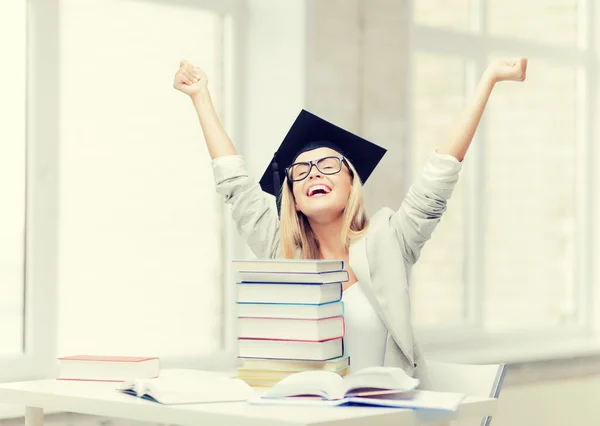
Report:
306,184,332,197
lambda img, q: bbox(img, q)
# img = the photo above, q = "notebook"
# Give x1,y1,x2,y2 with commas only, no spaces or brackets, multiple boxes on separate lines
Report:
117,369,257,404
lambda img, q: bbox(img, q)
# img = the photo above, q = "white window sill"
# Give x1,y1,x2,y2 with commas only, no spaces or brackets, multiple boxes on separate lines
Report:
422,330,600,361
422,333,600,385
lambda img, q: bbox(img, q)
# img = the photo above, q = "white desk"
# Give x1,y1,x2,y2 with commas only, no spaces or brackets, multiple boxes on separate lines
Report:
0,379,497,426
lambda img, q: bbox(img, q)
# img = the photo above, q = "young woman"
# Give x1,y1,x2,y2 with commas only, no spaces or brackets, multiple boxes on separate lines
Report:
173,57,527,387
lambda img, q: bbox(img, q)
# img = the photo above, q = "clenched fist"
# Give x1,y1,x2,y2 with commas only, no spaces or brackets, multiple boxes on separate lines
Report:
173,60,208,97
486,57,527,83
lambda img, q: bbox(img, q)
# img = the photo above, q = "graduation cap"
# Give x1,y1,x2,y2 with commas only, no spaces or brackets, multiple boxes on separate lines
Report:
259,109,387,214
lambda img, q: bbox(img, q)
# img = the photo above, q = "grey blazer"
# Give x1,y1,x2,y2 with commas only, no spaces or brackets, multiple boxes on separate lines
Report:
212,151,462,389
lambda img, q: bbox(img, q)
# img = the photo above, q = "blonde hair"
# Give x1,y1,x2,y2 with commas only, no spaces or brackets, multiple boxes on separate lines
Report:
279,160,369,259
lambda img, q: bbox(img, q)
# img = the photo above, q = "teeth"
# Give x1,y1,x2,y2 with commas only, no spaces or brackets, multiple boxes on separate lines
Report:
308,184,330,196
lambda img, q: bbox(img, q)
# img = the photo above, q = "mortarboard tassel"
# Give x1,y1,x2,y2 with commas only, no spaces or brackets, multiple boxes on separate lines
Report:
271,153,281,215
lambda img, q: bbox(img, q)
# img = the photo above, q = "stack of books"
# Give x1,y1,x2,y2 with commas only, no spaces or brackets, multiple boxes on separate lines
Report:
233,259,350,388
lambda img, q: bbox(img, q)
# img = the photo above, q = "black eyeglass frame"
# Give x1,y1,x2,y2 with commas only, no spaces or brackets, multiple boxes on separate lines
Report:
285,155,351,183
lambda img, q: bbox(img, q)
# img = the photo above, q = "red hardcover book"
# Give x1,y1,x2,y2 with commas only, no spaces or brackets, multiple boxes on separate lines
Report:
57,355,160,382
237,316,345,341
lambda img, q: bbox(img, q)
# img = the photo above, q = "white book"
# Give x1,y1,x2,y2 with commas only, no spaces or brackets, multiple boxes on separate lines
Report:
233,259,344,273
248,367,464,411
237,366,348,380
236,282,342,304
237,270,349,284
248,390,465,411
238,355,349,372
259,366,420,400
118,369,256,404
57,355,159,382
236,300,344,319
237,316,345,341
238,337,344,361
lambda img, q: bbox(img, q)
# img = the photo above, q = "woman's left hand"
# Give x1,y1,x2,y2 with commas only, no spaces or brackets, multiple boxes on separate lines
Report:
486,57,527,83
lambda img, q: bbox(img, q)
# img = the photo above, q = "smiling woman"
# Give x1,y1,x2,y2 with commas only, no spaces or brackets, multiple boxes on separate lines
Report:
174,55,526,386
279,144,368,264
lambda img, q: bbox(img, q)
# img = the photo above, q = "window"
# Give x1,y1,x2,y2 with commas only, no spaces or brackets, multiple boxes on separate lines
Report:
410,0,595,354
0,0,59,389
411,52,467,327
56,0,234,361
0,0,26,358
0,0,27,358
0,1,243,391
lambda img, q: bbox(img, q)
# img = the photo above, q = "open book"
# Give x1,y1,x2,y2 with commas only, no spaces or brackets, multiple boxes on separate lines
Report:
117,369,257,404
251,367,464,411
260,366,420,400
249,389,466,411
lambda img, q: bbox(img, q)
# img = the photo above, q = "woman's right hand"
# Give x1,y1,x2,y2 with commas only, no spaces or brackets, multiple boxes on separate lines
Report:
173,60,208,98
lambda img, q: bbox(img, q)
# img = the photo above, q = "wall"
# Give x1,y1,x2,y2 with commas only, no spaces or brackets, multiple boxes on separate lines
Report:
305,0,411,215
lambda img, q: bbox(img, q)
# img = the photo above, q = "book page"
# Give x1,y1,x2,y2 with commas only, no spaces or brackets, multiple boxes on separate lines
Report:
119,369,256,404
120,369,231,394
342,366,420,395
261,370,347,400
348,390,465,411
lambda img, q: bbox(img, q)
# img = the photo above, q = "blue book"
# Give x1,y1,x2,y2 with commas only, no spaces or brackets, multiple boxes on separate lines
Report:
248,389,464,411
236,282,342,305
236,300,344,319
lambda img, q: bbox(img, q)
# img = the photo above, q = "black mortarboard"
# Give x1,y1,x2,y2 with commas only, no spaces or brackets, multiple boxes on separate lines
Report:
258,109,387,214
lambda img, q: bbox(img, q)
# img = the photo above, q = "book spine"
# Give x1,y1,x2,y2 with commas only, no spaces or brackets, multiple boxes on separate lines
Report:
238,336,344,343
237,315,344,322
238,337,344,342
235,300,342,306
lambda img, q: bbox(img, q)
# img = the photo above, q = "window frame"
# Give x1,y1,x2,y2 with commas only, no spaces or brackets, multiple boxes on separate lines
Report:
0,0,59,385
0,0,247,385
408,0,599,360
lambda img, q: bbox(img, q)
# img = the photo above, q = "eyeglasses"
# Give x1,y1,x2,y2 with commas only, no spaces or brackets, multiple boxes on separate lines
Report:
285,155,349,182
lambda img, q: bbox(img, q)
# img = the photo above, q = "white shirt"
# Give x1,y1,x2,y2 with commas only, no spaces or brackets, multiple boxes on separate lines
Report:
341,282,387,374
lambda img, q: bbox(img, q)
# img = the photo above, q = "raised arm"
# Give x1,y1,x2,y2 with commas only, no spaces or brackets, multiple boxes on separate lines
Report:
436,57,527,161
173,60,280,259
173,60,237,159
392,57,527,264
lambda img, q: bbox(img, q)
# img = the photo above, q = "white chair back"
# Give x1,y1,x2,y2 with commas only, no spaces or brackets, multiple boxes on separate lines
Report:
426,360,507,426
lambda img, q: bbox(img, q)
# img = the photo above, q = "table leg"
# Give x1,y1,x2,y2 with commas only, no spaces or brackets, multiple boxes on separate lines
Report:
25,407,43,426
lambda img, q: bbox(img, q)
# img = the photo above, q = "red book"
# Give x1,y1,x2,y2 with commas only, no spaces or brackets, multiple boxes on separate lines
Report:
57,355,160,382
